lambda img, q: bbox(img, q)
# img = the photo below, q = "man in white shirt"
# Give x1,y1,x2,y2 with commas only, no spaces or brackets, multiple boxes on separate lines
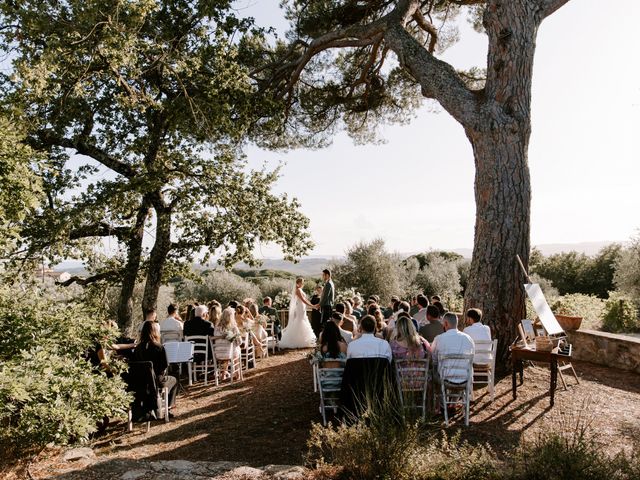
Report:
347,315,392,362
463,308,492,363
431,312,475,383
321,312,353,344
412,295,430,327
160,303,183,334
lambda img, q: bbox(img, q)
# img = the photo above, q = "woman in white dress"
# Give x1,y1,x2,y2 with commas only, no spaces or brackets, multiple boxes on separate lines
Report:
278,277,317,349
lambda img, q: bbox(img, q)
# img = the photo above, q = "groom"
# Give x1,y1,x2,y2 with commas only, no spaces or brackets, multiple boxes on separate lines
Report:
317,268,335,327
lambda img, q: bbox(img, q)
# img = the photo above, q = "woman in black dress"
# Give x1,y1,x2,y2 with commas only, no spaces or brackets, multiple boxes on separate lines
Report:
133,321,178,414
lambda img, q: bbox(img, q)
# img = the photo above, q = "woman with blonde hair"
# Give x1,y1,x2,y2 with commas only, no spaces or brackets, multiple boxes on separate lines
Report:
389,314,430,360
208,303,222,327
214,308,242,380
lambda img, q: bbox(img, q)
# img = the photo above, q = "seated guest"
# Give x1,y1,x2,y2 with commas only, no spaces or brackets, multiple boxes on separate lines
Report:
409,296,420,317
259,297,277,317
320,321,348,365
320,312,353,344
208,302,222,328
412,294,430,327
335,303,356,333
431,313,475,384
137,307,158,332
243,298,256,310
183,305,214,337
248,303,269,357
390,315,431,360
214,308,242,380
133,321,178,414
344,301,359,328
418,305,445,343
347,315,392,362
351,296,363,319
383,295,400,319
431,295,441,304
386,301,413,331
432,301,446,319
373,308,388,338
160,303,183,336
463,307,492,363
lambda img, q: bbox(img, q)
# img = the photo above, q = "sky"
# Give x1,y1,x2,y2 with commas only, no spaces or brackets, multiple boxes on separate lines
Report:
233,0,640,258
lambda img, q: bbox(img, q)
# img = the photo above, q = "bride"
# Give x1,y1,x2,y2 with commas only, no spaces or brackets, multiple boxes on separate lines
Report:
278,277,317,349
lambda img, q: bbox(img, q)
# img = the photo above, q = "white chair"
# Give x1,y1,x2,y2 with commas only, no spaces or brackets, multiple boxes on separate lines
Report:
434,353,474,427
214,341,243,384
241,332,256,371
472,339,497,402
395,358,430,419
185,335,218,386
266,318,279,354
316,360,346,426
161,330,183,343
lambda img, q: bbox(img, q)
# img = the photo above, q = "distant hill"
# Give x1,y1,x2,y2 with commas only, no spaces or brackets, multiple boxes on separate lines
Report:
52,241,623,277
233,257,339,277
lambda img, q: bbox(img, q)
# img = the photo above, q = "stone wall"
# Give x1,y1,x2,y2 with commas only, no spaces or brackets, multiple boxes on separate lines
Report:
567,329,640,374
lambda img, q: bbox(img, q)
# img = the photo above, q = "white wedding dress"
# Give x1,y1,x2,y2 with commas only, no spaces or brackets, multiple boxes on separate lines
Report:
278,286,317,349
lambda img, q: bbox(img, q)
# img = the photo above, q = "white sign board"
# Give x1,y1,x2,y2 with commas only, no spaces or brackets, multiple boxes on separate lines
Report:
524,283,565,336
164,341,194,364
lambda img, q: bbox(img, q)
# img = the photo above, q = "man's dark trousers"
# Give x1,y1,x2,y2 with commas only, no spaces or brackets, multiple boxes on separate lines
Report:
321,305,333,328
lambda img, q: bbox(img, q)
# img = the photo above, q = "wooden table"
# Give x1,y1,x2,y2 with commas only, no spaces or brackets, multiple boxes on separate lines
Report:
510,345,569,407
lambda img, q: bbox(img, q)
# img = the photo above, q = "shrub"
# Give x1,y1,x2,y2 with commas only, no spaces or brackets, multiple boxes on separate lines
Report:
601,293,640,333
257,277,295,301
332,239,410,302
415,255,462,300
550,293,606,329
0,349,130,446
175,271,261,306
614,234,640,299
0,286,130,447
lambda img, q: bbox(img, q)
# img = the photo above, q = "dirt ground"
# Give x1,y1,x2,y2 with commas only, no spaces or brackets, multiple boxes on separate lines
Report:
10,350,640,479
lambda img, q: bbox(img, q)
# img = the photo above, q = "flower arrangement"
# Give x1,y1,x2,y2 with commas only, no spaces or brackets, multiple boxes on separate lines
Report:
306,349,324,365
273,289,291,309
225,329,241,344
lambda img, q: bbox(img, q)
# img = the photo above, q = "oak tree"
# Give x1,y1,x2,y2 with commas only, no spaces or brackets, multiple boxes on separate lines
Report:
0,0,313,331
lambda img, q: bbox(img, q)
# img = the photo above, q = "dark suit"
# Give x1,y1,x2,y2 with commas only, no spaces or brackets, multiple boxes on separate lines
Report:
310,294,322,337
320,280,335,325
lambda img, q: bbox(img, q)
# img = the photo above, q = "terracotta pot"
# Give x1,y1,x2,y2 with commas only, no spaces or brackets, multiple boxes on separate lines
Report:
554,314,583,331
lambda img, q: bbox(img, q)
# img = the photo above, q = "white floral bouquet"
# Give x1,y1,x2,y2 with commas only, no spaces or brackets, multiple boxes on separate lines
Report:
306,349,324,365
225,329,241,344
273,289,291,309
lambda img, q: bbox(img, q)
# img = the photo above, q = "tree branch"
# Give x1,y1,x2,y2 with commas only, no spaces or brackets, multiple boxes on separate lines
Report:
56,271,119,287
384,23,479,125
538,0,573,19
69,223,130,241
34,132,137,178
412,9,438,53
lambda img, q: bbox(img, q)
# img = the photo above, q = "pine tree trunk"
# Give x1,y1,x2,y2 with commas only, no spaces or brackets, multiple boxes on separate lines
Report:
117,201,149,332
464,126,531,368
141,204,172,315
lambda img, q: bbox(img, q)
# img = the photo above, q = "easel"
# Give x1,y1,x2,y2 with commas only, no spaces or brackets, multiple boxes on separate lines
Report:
514,255,580,391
